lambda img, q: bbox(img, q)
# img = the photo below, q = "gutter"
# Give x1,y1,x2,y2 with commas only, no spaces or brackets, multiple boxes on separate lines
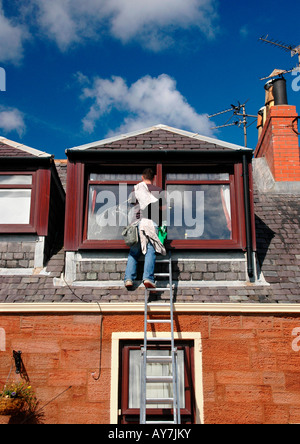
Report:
242,154,254,278
0,156,53,161
1,302,300,314
66,149,251,158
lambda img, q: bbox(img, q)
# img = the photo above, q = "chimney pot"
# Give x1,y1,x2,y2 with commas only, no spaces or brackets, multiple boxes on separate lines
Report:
272,77,288,105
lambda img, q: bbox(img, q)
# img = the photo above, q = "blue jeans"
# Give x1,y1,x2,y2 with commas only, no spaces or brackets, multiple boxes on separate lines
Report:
124,239,156,283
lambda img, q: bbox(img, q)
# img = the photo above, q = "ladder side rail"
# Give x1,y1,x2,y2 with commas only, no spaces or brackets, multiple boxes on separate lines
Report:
140,251,181,425
140,287,148,424
169,256,177,424
174,351,181,424
169,253,180,424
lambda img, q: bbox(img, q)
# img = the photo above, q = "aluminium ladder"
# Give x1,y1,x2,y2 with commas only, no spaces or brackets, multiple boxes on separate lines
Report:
140,252,181,425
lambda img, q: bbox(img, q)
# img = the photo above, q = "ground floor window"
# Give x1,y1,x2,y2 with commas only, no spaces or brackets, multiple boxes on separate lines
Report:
119,341,195,424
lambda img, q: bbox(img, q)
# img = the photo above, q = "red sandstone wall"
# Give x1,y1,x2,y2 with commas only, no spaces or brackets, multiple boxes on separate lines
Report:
1,312,300,424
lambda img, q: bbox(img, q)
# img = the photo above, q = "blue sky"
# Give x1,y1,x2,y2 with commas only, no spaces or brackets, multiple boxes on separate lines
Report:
0,0,299,159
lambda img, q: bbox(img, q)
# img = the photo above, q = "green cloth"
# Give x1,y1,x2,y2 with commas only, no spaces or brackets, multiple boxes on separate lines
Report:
158,225,167,245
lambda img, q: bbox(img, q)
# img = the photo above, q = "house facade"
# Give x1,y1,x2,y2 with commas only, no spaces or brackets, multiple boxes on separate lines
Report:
0,84,300,424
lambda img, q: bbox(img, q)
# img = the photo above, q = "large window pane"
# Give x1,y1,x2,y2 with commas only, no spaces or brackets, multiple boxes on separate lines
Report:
128,349,185,409
167,184,231,240
87,184,133,240
0,189,32,224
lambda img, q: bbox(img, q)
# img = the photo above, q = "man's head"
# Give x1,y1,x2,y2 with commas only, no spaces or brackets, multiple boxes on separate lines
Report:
142,168,155,183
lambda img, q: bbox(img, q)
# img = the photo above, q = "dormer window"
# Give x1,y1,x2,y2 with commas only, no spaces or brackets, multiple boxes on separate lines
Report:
0,173,35,229
82,166,236,248
65,125,255,261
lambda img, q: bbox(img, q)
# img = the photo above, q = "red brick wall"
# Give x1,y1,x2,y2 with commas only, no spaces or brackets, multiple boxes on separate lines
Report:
254,106,300,182
1,311,300,424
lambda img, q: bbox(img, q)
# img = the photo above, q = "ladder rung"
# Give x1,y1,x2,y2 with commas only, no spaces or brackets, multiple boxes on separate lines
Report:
146,398,174,404
146,376,173,383
147,302,170,306
147,319,171,324
146,421,176,424
146,356,172,363
147,337,172,342
155,259,171,263
146,287,171,291
155,273,170,276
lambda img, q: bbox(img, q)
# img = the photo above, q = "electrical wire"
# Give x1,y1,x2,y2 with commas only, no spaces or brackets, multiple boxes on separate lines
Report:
20,385,73,424
62,276,103,381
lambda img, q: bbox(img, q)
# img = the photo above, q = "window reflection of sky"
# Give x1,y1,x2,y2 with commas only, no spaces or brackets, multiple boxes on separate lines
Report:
87,183,232,241
0,190,32,224
87,184,132,240
167,185,231,240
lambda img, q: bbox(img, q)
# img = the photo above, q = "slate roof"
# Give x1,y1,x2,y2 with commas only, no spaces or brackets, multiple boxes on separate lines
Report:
0,137,52,159
0,127,299,305
67,125,252,154
0,178,299,304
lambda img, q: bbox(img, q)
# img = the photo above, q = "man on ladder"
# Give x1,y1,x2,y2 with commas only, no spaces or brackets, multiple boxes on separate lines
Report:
124,168,166,290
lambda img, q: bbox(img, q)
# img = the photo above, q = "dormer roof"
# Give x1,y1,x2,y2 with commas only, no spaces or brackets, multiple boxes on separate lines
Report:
66,124,252,154
0,137,52,159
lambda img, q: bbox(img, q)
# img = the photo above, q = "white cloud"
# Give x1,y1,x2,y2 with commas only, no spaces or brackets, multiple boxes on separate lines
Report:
0,107,26,137
0,2,28,64
108,0,218,50
31,0,80,51
30,0,218,51
0,0,219,62
79,74,213,136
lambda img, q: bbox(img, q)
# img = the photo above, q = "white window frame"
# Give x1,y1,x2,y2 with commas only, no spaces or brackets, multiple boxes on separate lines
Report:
110,331,203,424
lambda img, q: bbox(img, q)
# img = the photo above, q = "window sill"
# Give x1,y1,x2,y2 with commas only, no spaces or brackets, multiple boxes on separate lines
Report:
79,239,243,250
54,278,269,288
0,225,36,234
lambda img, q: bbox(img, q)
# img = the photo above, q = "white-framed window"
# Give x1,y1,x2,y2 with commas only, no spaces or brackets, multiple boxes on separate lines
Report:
0,174,33,226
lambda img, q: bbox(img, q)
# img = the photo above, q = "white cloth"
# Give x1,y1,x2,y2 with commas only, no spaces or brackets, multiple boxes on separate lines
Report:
139,218,166,256
134,182,158,211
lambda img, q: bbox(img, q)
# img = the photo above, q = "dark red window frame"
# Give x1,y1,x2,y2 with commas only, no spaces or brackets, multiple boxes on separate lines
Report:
0,169,51,235
163,164,241,250
64,160,251,252
119,341,195,425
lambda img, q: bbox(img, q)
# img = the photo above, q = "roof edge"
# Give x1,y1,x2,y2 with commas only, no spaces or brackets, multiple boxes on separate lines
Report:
0,302,300,313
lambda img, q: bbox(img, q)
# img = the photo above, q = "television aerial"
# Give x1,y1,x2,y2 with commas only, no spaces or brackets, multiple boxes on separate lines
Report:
208,100,257,148
259,35,300,80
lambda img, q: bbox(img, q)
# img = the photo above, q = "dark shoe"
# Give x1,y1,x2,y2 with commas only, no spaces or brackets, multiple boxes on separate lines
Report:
125,280,133,289
143,279,156,289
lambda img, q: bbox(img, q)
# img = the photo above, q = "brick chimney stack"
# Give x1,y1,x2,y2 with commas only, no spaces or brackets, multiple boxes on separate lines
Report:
254,78,300,182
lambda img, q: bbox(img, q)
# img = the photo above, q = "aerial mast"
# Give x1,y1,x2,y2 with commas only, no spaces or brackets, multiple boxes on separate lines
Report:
209,101,257,148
